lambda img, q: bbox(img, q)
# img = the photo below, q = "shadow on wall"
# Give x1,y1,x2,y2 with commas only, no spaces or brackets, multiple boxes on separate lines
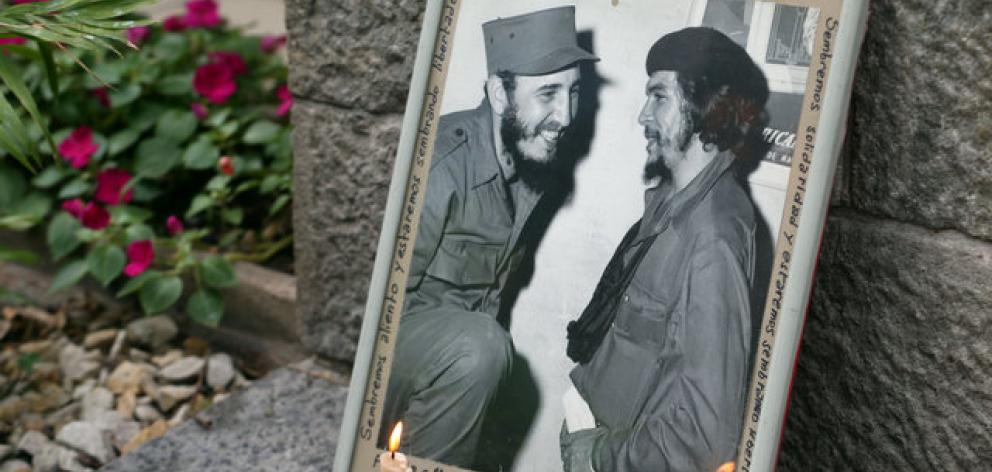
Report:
478,30,607,472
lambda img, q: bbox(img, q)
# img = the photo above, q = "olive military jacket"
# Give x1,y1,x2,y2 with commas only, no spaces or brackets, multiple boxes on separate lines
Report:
571,152,756,472
403,101,541,319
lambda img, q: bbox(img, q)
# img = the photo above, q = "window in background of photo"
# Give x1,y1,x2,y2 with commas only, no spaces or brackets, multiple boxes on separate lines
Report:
765,5,816,66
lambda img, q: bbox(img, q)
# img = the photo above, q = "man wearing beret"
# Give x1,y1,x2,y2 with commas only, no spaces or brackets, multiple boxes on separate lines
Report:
380,6,598,468
562,27,769,471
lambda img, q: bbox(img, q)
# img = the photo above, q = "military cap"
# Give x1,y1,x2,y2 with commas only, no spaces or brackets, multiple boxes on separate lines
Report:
483,6,599,76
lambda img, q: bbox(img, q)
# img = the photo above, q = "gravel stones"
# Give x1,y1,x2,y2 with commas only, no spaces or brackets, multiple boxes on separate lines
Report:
125,316,178,351
157,357,204,382
56,421,114,464
206,353,235,391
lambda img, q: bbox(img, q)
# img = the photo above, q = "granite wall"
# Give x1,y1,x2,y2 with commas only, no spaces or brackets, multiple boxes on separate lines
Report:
286,0,992,469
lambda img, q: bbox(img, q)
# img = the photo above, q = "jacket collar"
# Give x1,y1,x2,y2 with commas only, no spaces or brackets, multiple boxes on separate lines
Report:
462,100,507,189
640,150,736,238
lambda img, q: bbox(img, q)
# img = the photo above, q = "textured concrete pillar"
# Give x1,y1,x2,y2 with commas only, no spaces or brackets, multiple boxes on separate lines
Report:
287,0,426,361
780,0,992,469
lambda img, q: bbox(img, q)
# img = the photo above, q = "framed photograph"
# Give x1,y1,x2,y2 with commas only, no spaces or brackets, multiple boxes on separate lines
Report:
335,1,868,471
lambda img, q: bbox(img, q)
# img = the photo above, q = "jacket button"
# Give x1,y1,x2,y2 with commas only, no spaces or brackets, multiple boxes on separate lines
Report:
623,295,630,303
455,128,464,136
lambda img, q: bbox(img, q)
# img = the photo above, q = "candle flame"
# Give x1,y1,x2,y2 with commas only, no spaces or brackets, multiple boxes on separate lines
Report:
388,421,403,452
716,462,735,472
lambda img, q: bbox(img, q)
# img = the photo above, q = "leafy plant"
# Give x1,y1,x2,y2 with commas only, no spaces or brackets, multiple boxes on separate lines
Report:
0,0,157,171
0,0,293,327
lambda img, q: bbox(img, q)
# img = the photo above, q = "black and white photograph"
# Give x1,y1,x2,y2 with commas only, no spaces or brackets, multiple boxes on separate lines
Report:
360,1,829,471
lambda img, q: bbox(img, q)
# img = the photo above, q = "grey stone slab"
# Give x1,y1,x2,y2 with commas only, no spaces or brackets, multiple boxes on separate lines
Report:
286,0,425,113
291,100,404,361
779,211,992,471
99,361,349,472
845,0,992,240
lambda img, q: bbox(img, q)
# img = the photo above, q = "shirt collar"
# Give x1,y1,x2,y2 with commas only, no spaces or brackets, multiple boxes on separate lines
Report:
641,150,737,237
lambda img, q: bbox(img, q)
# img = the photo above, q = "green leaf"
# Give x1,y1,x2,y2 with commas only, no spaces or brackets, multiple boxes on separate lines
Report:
269,194,290,217
116,269,161,298
242,120,281,145
0,166,28,210
86,61,127,87
37,41,59,101
6,192,53,228
186,288,224,327
124,223,154,244
109,84,142,108
57,178,90,199
156,109,198,143
205,108,231,128
134,137,181,178
260,175,282,194
47,212,82,261
222,207,243,225
205,175,230,191
108,205,152,225
0,246,39,265
108,128,140,156
130,180,161,203
132,103,166,132
87,243,125,286
48,259,88,294
31,166,69,189
139,275,182,315
156,73,193,96
0,93,37,172
185,194,213,219
182,137,219,170
199,254,237,289
0,53,49,168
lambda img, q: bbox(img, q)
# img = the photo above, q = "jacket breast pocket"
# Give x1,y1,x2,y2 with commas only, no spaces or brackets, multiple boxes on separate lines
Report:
615,279,678,350
425,238,501,286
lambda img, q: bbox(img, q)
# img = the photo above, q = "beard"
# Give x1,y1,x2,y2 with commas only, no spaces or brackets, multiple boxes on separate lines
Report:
500,105,567,192
642,107,695,182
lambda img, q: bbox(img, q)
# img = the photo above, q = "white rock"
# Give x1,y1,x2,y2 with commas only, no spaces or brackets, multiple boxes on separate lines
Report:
0,459,31,472
30,444,72,472
88,410,126,434
125,316,178,351
15,430,49,456
134,405,162,423
206,353,235,391
81,387,114,421
110,420,141,451
105,362,148,395
168,403,190,426
155,385,197,412
58,344,99,383
151,349,183,368
71,379,96,401
55,422,114,465
107,330,127,360
158,357,204,382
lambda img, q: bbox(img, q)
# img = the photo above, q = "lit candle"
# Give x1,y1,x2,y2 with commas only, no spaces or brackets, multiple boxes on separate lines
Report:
389,421,403,459
717,462,735,472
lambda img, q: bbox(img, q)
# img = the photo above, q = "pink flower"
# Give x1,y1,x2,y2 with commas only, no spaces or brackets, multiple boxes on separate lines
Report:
11,0,47,4
126,26,150,46
81,202,110,230
166,215,184,235
61,199,85,219
0,37,26,46
94,168,133,205
124,240,155,277
218,156,235,176
58,127,99,169
208,51,246,76
90,87,110,108
260,35,286,53
183,0,220,28
276,84,292,117
193,62,236,104
163,15,186,31
191,102,208,120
